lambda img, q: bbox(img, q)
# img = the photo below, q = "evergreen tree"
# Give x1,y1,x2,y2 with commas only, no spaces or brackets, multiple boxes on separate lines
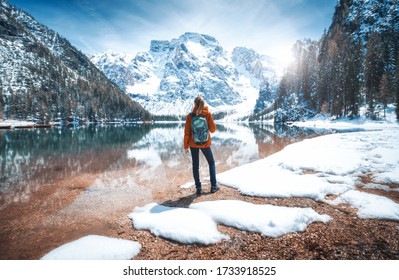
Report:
395,42,399,120
365,33,385,119
0,86,3,120
342,38,363,118
317,31,333,115
274,39,320,123
254,82,271,114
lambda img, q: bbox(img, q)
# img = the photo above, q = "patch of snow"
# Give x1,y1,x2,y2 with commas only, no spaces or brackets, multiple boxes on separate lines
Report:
40,235,141,260
373,164,399,185
185,41,208,61
362,183,399,192
190,200,331,237
129,200,330,243
126,75,161,95
0,120,35,127
128,203,229,245
330,190,399,221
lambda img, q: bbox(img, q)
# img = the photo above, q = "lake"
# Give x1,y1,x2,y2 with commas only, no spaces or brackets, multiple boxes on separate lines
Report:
0,122,330,202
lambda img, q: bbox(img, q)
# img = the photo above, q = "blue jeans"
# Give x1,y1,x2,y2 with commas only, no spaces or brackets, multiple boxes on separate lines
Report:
190,147,216,190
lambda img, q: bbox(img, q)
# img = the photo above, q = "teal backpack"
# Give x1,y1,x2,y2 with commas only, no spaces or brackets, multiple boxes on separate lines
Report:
191,113,209,145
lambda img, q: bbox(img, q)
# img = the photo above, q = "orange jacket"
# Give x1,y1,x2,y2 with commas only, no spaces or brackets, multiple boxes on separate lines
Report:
184,105,216,149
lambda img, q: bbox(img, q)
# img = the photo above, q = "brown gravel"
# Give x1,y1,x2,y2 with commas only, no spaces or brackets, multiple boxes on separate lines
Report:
126,180,399,260
1,171,398,260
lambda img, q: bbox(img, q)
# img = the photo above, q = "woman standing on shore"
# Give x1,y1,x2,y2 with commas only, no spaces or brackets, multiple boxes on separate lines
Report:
184,96,220,195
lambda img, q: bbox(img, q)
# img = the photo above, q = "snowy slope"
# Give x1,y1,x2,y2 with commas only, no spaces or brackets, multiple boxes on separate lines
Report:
344,0,399,42
88,51,135,92
0,0,84,93
0,0,148,121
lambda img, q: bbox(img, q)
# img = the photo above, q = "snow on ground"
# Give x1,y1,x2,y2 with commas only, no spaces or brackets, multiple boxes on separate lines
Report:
190,200,331,238
330,190,399,221
40,235,141,260
128,203,229,245
292,105,398,130
128,200,329,244
0,119,34,127
362,182,399,192
218,128,399,204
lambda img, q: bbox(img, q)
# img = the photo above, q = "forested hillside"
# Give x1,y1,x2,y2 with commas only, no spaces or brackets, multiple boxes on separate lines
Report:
0,0,151,123
271,0,399,123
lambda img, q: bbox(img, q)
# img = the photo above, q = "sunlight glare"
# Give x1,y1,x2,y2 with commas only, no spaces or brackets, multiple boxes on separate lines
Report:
270,46,294,68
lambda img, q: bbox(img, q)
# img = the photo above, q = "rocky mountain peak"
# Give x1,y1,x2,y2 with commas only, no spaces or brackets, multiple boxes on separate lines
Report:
91,32,282,119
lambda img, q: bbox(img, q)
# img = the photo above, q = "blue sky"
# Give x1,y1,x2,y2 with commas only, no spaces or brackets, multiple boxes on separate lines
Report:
9,0,337,64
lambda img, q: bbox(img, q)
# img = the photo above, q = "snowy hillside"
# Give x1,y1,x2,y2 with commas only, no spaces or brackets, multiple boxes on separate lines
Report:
344,0,399,42
88,51,135,93
90,32,283,119
270,0,399,124
0,0,149,122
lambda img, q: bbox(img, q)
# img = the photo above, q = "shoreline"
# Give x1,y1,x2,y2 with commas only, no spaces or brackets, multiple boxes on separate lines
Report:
1,174,398,260
0,122,398,260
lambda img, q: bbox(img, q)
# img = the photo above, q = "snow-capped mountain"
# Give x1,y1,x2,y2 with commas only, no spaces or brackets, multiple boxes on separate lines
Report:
90,32,282,119
0,0,149,122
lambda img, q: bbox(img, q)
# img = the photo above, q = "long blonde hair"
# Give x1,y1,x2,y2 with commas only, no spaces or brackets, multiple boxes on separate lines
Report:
194,96,205,115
